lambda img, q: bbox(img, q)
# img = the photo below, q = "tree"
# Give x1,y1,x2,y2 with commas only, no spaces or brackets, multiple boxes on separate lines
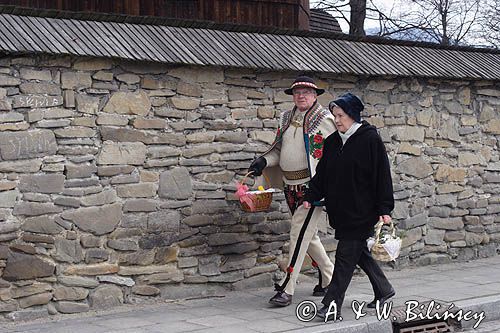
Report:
375,0,482,46
478,0,500,47
313,0,367,36
312,0,493,47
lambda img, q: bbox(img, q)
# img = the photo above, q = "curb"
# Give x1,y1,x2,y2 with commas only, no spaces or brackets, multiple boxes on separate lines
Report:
454,294,500,329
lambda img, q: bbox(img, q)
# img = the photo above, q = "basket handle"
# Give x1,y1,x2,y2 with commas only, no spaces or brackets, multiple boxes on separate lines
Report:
374,218,396,246
241,171,271,189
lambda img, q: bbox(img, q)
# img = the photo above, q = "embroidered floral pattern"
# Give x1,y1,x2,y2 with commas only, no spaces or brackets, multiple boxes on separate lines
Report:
309,131,325,160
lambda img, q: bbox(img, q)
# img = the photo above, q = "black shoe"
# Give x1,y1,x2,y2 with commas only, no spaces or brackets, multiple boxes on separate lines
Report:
367,289,395,309
317,305,342,322
269,291,292,307
312,284,327,297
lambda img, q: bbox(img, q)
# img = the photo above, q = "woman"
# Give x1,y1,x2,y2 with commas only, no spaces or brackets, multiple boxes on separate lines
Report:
303,93,395,321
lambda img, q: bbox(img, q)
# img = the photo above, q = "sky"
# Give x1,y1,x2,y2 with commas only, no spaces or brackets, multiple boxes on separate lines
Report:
310,0,396,33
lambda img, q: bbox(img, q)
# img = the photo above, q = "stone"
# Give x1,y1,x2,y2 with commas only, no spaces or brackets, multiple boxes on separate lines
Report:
55,301,89,314
396,157,433,179
97,275,135,286
147,210,180,232
394,126,425,142
61,203,122,235
233,273,273,291
158,167,192,199
116,73,140,84
429,217,464,230
207,233,253,246
61,72,92,89
19,68,52,81
19,292,52,308
132,285,160,296
76,95,100,114
85,248,109,264
18,174,64,194
437,184,464,194
484,119,500,135
215,132,248,144
119,249,155,266
425,229,445,245
53,239,83,263
0,190,19,208
169,67,223,83
79,189,116,207
459,152,485,166
89,285,124,309
132,118,167,129
97,142,146,165
93,71,114,81
58,276,99,288
3,251,55,281
96,113,129,126
123,199,157,212
171,97,200,110
20,82,61,95
183,215,213,227
401,228,422,248
64,263,119,276
74,58,113,70
367,80,396,92
21,216,64,234
434,165,467,182
397,142,421,156
103,90,151,115
155,246,179,264
101,127,186,146
53,127,96,138
53,286,88,301
107,239,139,251
13,202,63,216
116,183,157,198
119,264,181,276
135,271,184,284
177,81,202,97
399,213,427,229
0,130,57,160
0,74,21,86
0,112,24,123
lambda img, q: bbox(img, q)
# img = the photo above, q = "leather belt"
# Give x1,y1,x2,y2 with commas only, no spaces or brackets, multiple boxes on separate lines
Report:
282,168,310,180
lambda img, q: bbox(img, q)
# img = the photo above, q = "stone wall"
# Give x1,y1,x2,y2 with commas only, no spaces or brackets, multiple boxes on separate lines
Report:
0,55,498,320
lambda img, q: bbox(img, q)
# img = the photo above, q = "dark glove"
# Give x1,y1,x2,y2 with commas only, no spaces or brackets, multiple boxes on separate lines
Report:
248,156,267,176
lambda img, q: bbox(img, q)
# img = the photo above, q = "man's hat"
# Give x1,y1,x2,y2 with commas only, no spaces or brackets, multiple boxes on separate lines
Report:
284,76,325,96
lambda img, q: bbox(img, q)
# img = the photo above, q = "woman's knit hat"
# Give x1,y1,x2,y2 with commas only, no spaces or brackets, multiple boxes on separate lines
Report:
329,93,364,123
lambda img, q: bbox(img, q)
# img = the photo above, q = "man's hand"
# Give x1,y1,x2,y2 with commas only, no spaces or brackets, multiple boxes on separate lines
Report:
248,156,267,176
379,215,391,225
303,201,311,209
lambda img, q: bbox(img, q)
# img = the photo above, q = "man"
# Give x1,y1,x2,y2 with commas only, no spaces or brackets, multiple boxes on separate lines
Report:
248,76,336,307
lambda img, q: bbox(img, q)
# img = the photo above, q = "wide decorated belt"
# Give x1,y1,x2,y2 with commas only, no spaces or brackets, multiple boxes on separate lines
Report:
282,168,310,180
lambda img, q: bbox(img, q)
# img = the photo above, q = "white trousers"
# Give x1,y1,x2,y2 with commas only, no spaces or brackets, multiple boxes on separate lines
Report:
279,205,334,295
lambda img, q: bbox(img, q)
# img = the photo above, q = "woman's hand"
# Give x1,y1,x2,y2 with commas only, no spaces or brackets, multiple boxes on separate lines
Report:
379,215,391,225
303,201,311,209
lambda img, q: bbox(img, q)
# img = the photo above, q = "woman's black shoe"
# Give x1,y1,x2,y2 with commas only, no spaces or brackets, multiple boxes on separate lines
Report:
312,284,327,296
367,289,395,308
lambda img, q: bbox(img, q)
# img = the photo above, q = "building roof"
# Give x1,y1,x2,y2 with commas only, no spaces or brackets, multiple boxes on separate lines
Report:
0,10,499,81
310,9,342,33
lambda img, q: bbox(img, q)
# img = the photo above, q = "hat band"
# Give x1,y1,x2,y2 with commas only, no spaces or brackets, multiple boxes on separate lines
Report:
291,82,319,90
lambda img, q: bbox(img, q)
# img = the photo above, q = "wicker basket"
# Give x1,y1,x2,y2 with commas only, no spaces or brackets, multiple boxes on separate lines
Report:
238,172,273,213
371,220,400,262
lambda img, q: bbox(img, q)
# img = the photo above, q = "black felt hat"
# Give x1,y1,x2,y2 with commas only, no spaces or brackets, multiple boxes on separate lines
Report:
284,76,325,96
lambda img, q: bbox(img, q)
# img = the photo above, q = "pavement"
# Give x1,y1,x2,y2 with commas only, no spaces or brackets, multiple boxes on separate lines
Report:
1,255,500,333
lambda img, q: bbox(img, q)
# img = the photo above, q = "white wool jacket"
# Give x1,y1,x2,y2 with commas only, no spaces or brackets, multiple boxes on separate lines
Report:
258,101,336,190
